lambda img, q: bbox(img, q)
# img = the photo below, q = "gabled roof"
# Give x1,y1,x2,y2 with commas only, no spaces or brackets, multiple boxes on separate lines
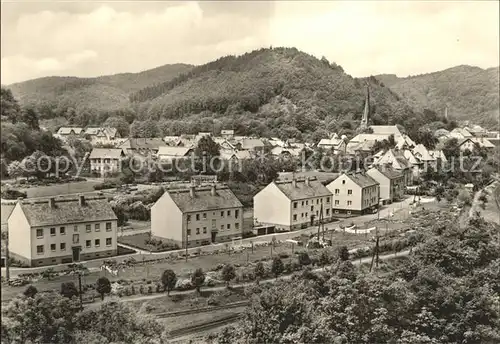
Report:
221,130,234,135
16,196,117,227
57,127,84,135
403,150,421,165
89,148,124,159
434,128,450,138
374,149,412,170
318,138,343,147
429,150,448,161
369,165,404,180
332,172,379,189
350,133,392,143
412,144,436,161
157,146,193,157
278,171,340,184
471,138,495,148
237,138,266,150
121,138,165,150
274,178,332,201
167,186,243,213
271,147,302,157
369,125,402,137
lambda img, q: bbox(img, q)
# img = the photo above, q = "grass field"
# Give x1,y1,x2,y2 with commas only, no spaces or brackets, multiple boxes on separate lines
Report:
20,181,102,198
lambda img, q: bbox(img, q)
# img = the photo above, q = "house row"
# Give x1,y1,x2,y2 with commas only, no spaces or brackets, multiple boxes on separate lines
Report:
56,127,121,145
7,195,118,267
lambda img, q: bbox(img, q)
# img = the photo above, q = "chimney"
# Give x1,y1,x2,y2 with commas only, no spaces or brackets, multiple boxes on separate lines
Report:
211,184,216,196
79,194,86,206
292,178,297,188
189,186,195,198
305,177,311,187
48,197,56,209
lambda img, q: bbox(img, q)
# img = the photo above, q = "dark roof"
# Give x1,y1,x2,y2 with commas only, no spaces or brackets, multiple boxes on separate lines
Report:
18,196,117,227
346,172,379,188
374,166,404,179
126,138,165,150
274,178,332,200
278,171,340,184
168,186,243,213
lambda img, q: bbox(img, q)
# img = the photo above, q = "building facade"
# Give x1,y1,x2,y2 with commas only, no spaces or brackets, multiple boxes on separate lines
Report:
253,177,333,231
367,166,405,203
326,172,380,216
151,185,244,248
7,195,118,267
89,148,124,176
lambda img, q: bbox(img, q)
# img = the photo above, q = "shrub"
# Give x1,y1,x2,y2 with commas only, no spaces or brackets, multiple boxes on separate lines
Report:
124,287,131,296
207,294,219,306
1,189,27,200
23,285,38,298
147,286,153,294
155,284,162,293
278,252,289,259
139,285,145,294
298,252,312,266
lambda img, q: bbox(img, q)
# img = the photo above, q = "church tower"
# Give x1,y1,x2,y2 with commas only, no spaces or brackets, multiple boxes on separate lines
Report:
360,85,370,130
444,106,449,121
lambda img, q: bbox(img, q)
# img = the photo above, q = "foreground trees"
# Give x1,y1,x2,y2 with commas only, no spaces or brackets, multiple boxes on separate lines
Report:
1,293,165,344
208,213,500,344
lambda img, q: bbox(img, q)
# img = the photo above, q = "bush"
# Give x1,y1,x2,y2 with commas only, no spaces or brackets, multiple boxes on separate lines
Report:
1,189,27,200
207,294,220,306
147,286,153,294
139,285,145,294
131,285,136,295
155,284,162,293
93,179,122,190
278,252,289,259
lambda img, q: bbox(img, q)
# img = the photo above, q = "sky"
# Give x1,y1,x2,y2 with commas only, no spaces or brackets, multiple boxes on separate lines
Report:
1,1,499,85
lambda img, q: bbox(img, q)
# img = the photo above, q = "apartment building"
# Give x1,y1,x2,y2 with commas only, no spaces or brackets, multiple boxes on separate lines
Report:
367,166,405,203
151,184,244,247
253,177,333,231
89,148,124,176
7,195,118,267
326,172,380,216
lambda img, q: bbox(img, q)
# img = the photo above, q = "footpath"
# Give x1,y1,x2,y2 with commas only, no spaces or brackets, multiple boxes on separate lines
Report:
1,197,415,277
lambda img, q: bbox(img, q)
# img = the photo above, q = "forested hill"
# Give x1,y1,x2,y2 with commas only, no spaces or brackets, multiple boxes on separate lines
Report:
7,63,193,113
5,47,453,141
376,65,500,129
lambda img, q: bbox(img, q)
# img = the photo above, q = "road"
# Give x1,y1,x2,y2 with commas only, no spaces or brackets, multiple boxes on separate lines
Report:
87,249,411,307
1,196,414,277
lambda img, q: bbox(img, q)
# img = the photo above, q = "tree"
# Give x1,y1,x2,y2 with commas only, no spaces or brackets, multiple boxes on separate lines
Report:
298,252,312,266
191,268,205,295
20,107,40,130
7,160,24,180
61,282,79,299
194,135,220,159
457,190,472,207
271,257,284,279
41,267,56,280
319,250,331,267
23,285,38,298
96,277,111,301
338,245,350,261
254,262,265,284
1,87,21,123
221,264,236,288
103,116,130,137
161,269,177,295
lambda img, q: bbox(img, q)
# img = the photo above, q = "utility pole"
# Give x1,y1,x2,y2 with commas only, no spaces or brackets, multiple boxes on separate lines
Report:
369,227,380,273
185,215,189,262
78,272,83,310
3,230,10,283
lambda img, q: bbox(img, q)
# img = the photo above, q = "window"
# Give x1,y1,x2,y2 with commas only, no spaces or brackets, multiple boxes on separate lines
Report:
73,225,78,232
49,227,56,236
235,223,239,229
348,189,352,195
36,229,44,238
60,243,66,251
326,197,330,203
316,199,319,204
95,223,100,231
203,213,207,219
95,239,100,247
86,240,91,248
305,212,308,217
36,245,44,254
342,180,345,184
293,202,298,209
316,211,319,216
326,209,330,215
203,227,207,234
187,229,191,236
347,211,351,215
301,213,304,218
335,189,340,194
196,228,200,235
227,210,231,216
293,214,297,221
73,234,79,244
106,222,112,231
335,200,339,205
301,201,304,206
51,244,56,252
347,201,352,206
311,206,314,211
86,224,91,232
306,201,308,205
335,210,339,214
221,225,224,230
221,211,224,217
106,238,112,246
187,214,191,222
196,214,200,221
60,227,66,235
235,210,239,218
227,224,231,229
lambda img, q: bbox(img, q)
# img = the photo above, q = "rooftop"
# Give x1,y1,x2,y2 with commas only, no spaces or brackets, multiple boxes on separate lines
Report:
16,196,117,227
168,185,243,213
372,165,404,180
89,148,124,159
274,177,332,201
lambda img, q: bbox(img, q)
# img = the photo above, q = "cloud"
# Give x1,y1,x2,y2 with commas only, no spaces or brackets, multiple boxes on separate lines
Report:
1,1,498,84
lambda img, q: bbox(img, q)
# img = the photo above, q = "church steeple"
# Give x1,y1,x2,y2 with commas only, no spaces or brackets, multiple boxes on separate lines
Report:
360,84,370,129
444,106,448,120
